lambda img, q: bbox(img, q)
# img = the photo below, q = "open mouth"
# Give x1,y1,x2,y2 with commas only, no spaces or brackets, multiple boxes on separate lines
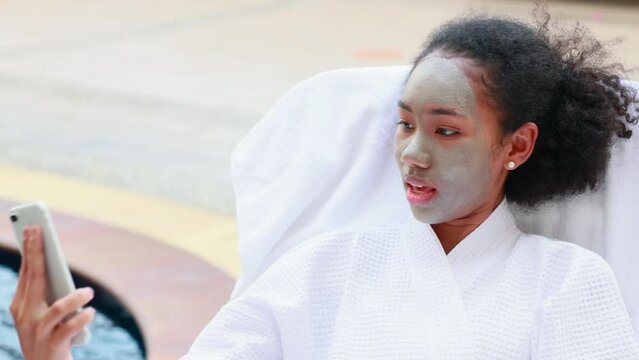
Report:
404,176,438,205
407,183,436,194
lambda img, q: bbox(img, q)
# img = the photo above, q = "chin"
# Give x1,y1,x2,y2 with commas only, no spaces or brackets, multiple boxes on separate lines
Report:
409,204,449,225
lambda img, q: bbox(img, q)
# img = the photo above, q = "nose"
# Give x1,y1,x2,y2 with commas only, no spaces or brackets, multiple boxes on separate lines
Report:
400,136,432,169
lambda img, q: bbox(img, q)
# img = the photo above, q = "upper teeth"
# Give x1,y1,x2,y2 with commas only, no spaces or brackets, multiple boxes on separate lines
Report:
413,185,424,189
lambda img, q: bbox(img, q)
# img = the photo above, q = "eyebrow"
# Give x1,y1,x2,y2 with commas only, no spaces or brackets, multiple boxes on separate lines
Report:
397,100,412,112
397,100,464,117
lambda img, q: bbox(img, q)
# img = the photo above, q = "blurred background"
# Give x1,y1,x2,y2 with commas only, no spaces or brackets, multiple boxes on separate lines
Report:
1,0,638,275
0,1,638,358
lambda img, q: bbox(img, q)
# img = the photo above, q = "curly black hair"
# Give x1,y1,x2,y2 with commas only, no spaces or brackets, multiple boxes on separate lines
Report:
410,5,638,207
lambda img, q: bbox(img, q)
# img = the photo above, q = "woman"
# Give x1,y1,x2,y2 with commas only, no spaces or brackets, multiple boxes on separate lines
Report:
11,8,639,359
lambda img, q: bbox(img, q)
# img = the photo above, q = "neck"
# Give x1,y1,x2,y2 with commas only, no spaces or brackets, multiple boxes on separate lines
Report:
431,194,505,254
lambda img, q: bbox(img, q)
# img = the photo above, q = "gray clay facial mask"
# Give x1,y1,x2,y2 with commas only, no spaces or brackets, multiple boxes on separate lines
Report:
395,54,497,224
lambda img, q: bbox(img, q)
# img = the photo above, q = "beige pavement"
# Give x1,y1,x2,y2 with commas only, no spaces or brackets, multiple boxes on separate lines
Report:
0,164,240,275
1,0,638,271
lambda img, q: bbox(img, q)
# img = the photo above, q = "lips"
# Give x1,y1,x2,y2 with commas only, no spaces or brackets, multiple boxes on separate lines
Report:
404,175,437,206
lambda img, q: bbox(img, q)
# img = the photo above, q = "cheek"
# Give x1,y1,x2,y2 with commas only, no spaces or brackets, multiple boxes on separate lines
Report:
436,141,493,184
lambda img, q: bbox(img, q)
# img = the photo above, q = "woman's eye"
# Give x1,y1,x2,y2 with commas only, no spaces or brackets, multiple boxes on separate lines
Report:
397,120,414,130
435,127,459,136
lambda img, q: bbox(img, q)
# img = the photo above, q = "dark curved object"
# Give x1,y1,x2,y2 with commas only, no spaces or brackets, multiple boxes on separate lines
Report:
0,246,146,357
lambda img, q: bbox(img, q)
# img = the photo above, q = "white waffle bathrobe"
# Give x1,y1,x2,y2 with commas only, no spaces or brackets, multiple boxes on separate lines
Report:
184,201,638,359
182,67,639,359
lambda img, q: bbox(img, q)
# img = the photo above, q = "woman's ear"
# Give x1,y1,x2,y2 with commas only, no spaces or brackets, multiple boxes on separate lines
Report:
505,122,538,170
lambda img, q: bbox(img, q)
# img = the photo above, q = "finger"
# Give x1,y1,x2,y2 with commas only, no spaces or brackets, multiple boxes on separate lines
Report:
10,227,31,316
18,226,31,280
51,307,95,347
16,227,35,299
21,226,30,253
39,288,94,335
19,227,31,278
25,226,47,307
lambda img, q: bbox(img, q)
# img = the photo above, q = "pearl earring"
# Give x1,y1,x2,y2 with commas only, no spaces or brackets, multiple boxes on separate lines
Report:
507,161,516,170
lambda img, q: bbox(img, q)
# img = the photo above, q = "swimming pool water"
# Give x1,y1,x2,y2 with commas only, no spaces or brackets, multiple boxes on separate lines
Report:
0,265,144,360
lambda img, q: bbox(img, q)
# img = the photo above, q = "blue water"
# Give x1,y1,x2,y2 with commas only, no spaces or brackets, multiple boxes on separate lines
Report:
0,265,144,360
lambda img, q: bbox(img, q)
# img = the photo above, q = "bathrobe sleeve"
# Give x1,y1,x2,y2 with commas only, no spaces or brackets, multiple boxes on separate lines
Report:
533,250,639,359
180,297,282,360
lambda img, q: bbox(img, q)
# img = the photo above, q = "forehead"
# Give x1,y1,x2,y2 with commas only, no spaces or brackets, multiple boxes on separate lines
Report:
402,54,478,116
404,55,470,95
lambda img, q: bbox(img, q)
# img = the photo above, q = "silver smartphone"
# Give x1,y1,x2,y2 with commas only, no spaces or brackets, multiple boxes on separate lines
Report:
10,201,91,346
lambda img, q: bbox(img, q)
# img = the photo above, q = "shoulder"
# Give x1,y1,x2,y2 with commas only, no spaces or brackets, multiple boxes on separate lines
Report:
518,233,611,269
267,222,404,270
514,233,618,301
239,224,403,302
522,236,639,358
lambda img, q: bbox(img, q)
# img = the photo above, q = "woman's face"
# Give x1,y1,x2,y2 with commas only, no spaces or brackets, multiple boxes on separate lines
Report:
395,51,508,225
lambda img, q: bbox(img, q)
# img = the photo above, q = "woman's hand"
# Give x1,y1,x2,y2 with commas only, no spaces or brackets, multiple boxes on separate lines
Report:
9,226,95,360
